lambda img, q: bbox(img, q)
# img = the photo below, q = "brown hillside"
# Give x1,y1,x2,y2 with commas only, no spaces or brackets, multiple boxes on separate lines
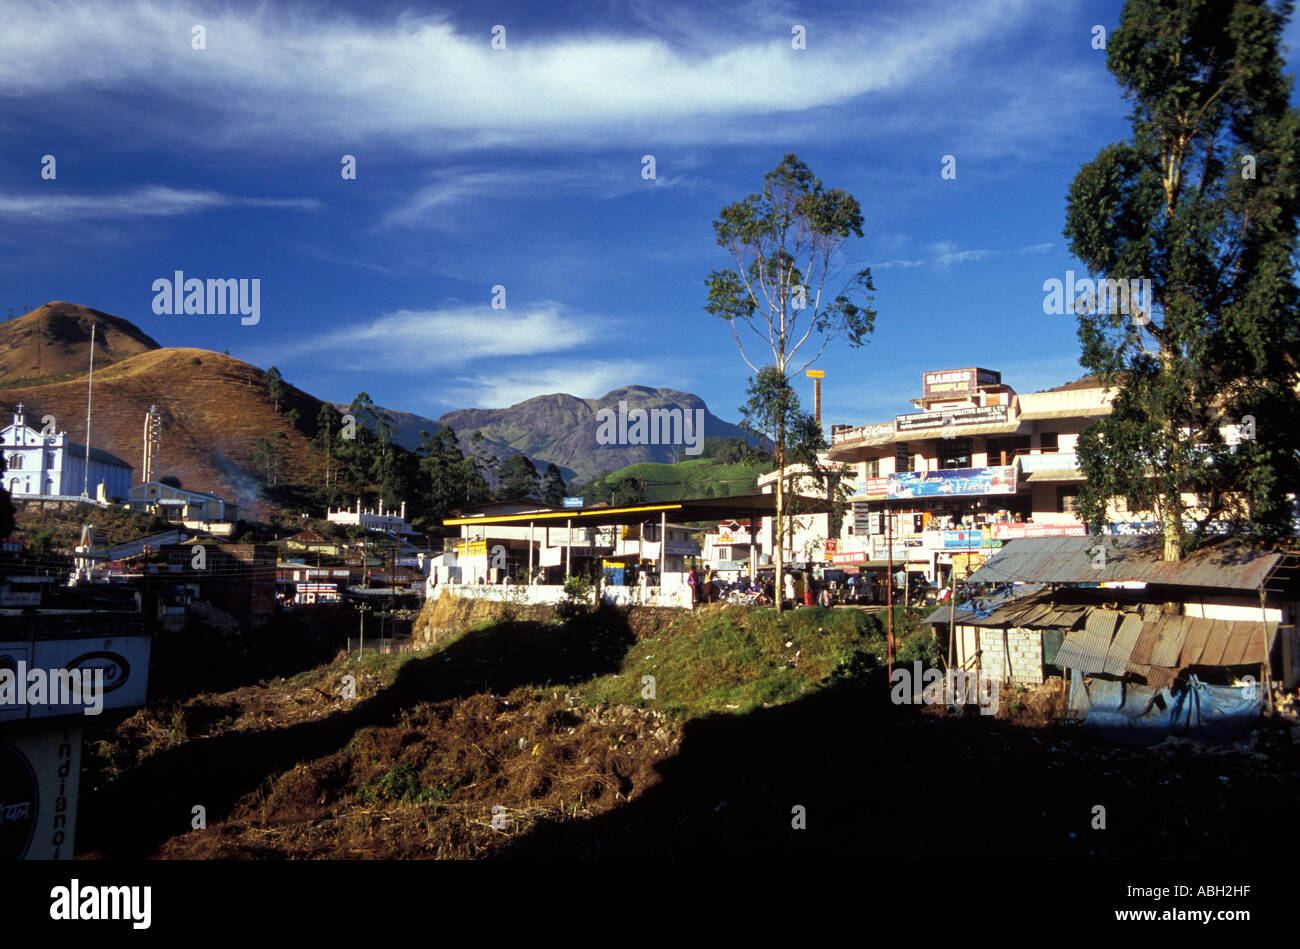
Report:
1,348,322,519
0,302,161,382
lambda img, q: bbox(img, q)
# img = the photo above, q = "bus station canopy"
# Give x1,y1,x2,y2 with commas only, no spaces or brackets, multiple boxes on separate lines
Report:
443,493,834,528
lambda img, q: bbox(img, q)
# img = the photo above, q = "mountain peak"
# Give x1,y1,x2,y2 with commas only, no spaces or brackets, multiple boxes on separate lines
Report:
0,302,161,380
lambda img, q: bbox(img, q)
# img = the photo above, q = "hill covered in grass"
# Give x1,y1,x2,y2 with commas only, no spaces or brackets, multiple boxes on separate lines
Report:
576,455,772,505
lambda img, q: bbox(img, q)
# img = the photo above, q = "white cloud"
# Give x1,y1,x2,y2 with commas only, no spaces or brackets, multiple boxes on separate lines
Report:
445,359,679,409
871,258,924,270
261,301,599,372
0,0,1032,150
0,186,319,222
379,165,695,229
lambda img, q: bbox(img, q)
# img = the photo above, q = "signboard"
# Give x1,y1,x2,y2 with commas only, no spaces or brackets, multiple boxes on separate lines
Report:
888,466,1018,499
950,552,986,581
831,422,894,446
0,717,81,859
831,550,868,565
896,404,1009,432
852,502,876,535
1,636,152,719
921,368,1001,400
562,497,583,508
941,529,983,548
456,540,488,558
847,476,889,500
992,522,1087,540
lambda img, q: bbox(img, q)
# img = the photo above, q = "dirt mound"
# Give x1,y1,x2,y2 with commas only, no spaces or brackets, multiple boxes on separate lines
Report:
411,589,559,646
153,687,681,859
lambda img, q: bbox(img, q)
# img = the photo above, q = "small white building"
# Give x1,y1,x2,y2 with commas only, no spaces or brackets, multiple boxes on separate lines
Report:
327,498,416,534
0,404,132,501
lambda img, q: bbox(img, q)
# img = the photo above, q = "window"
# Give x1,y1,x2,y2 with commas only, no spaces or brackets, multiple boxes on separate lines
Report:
894,443,910,474
1056,486,1080,513
1040,431,1059,452
7,453,20,470
937,438,972,470
986,435,1030,466
865,458,880,479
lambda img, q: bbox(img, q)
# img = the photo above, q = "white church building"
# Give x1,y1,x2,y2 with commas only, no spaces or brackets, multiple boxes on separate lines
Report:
1,404,133,501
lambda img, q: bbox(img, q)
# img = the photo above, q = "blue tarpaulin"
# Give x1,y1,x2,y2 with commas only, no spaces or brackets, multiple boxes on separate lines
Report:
1068,671,1262,745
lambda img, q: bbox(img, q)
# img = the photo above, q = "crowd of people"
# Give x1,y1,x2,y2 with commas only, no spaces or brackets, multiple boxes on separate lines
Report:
685,565,947,609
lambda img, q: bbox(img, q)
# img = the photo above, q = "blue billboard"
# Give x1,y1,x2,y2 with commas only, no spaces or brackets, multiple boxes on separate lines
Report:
887,466,1017,499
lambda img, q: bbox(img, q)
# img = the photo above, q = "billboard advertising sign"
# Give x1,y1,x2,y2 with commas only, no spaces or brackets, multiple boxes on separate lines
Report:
887,466,1017,499
921,368,1001,400
0,717,81,859
992,522,1087,540
896,404,1008,432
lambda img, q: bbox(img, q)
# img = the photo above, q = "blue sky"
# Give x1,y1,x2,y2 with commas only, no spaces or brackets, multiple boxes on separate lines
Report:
2,0,1298,431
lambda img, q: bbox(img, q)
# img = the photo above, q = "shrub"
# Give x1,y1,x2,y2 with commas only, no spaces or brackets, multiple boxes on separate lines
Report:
556,574,593,620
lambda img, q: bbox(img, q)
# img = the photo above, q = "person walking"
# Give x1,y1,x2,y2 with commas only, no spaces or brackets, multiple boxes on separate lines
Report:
783,571,795,608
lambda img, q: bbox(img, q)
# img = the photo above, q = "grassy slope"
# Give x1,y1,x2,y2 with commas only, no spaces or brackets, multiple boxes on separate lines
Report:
581,457,769,502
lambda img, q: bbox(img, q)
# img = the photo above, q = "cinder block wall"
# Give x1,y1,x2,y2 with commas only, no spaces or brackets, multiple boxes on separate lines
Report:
978,627,1043,684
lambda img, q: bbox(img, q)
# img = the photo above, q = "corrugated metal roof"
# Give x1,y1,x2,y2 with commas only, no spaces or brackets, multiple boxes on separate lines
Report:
1053,630,1093,673
1151,616,1190,667
968,536,1285,591
1056,610,1119,674
1201,621,1232,665
1104,613,1145,676
1182,618,1213,666
1127,621,1163,668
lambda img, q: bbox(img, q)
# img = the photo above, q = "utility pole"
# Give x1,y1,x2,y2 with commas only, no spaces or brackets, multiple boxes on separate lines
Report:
806,369,824,426
357,601,370,658
82,323,95,499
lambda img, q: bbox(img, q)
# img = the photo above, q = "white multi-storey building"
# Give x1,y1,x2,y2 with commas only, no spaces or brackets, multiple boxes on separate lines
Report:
0,404,133,501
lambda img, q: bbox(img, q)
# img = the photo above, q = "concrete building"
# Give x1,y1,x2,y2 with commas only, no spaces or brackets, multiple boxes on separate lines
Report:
327,498,416,534
128,481,238,524
0,405,132,501
750,368,1118,587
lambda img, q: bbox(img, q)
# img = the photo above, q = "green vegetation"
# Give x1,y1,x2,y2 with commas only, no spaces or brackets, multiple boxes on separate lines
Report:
579,604,931,719
575,457,769,505
1064,0,1300,558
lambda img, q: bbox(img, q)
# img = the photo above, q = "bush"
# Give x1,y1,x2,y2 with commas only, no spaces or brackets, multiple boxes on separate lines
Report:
556,574,593,620
824,647,879,687
358,762,437,804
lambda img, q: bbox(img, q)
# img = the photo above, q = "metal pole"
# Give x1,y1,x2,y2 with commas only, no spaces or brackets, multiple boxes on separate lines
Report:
565,518,571,577
82,323,95,499
886,500,893,678
659,509,666,583
528,521,534,580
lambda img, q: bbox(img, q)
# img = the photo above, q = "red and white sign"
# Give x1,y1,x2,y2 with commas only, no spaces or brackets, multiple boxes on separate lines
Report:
992,522,1087,540
831,550,868,565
